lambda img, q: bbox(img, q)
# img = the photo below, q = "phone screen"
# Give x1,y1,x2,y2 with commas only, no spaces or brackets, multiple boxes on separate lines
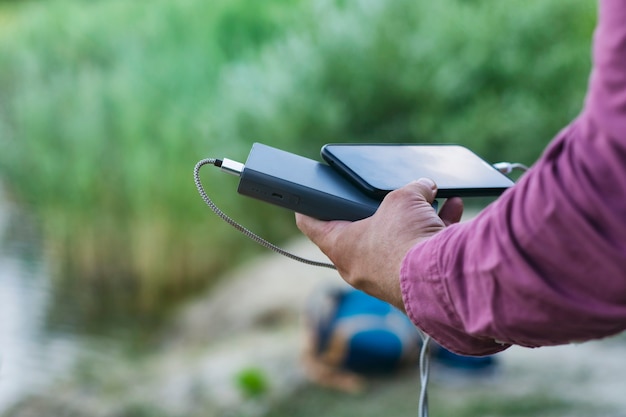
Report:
321,144,515,198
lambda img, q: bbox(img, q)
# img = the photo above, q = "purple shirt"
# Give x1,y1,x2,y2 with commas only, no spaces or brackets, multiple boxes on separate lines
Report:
400,0,626,356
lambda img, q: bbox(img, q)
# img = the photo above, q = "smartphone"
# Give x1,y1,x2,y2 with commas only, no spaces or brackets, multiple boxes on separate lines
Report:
237,143,380,221
321,143,515,199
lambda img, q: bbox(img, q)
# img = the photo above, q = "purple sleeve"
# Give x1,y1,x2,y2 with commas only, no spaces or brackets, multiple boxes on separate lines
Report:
400,0,626,356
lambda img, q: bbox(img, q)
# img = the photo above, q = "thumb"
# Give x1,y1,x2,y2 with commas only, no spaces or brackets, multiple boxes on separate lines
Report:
407,177,438,204
295,213,349,248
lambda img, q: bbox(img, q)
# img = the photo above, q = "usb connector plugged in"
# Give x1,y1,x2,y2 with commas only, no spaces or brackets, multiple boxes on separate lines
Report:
219,158,245,177
493,161,529,174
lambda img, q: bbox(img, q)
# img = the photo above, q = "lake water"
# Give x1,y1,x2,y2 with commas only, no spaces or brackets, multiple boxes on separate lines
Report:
0,188,78,413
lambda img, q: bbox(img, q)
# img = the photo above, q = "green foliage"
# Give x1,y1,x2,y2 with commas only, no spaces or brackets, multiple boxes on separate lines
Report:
0,0,596,325
211,0,595,163
0,0,305,324
235,367,270,399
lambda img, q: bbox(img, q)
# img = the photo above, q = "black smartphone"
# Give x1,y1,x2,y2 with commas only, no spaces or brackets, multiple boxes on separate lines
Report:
321,143,515,199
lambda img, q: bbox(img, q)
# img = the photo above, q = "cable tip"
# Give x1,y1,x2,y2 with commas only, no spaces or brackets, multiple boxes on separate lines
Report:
214,159,223,168
493,162,513,174
220,158,245,176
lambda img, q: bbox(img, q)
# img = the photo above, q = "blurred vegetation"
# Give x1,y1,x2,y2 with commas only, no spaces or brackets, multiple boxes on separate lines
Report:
267,375,604,417
235,367,270,399
0,0,596,328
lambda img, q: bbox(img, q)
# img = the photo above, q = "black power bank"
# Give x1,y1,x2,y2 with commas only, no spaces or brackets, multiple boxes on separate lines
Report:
237,143,380,221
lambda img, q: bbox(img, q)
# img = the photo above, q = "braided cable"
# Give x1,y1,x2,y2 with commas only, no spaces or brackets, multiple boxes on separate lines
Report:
195,156,530,417
194,157,433,416
193,158,337,270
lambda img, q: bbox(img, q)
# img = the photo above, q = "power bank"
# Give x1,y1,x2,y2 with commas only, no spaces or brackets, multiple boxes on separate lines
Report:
237,143,380,221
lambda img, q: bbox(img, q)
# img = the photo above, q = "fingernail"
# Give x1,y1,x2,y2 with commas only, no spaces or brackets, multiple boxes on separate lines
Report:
417,177,436,190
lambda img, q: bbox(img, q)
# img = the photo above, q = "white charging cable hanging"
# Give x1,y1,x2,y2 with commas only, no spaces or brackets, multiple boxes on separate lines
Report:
194,157,528,417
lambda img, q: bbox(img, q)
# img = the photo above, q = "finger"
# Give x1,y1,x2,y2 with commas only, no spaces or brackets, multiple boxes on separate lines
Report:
438,197,464,226
399,178,437,204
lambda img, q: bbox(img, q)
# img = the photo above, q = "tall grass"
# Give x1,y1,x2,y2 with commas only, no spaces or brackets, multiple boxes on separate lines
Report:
0,0,596,327
210,0,596,162
0,0,306,325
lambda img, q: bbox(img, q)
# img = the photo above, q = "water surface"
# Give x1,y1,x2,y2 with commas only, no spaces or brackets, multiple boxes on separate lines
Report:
0,190,78,413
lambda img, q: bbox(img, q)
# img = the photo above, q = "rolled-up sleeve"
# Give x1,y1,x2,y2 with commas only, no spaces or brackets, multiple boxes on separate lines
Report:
400,0,626,356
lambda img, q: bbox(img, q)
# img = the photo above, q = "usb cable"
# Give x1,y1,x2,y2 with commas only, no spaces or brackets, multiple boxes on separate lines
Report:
194,156,527,417
194,158,337,270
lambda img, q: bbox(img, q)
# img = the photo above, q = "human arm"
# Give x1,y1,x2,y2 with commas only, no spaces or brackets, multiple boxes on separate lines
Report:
298,0,626,356
399,0,626,355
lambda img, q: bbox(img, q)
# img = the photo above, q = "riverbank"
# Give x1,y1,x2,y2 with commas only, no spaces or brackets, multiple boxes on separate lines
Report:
3,235,626,417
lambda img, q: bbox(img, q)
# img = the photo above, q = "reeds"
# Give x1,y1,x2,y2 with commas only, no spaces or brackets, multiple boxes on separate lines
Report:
0,0,596,325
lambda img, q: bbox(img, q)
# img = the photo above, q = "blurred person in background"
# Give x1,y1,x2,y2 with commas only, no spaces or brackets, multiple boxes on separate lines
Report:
297,0,626,356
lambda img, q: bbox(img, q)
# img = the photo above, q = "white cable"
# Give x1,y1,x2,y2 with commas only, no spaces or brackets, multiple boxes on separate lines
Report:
195,157,434,415
194,158,337,270
493,161,529,174
418,331,432,417
195,157,527,417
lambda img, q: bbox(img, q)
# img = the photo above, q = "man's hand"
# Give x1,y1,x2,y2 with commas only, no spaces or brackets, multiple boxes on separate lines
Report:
296,178,463,312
